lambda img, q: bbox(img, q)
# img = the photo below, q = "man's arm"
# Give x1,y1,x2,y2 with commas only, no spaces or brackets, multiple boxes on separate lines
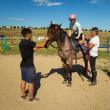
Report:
33,37,48,51
87,43,94,50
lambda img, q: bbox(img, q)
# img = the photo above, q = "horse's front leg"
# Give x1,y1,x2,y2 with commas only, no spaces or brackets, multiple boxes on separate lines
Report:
62,63,72,86
62,63,68,84
66,57,73,86
60,56,68,84
79,45,89,75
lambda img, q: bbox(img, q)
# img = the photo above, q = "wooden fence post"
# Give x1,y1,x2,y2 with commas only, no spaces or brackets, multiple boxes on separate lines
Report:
10,32,13,47
107,38,110,54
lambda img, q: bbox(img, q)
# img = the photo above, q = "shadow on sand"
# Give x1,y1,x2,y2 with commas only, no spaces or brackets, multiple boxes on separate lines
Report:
33,72,42,98
103,69,110,78
42,64,91,82
31,65,92,97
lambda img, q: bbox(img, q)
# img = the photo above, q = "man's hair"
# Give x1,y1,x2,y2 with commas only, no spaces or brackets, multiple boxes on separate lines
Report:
91,27,99,35
21,28,32,38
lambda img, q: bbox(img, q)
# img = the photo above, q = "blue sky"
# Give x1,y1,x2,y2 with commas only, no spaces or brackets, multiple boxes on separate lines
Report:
0,0,110,29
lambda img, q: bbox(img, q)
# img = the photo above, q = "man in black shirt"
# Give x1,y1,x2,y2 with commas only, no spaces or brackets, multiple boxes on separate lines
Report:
19,28,48,102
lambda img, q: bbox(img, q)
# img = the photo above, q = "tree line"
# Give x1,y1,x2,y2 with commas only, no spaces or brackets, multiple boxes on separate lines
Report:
0,26,110,32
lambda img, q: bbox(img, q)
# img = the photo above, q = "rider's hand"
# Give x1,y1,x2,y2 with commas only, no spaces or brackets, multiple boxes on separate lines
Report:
68,30,73,37
78,40,84,45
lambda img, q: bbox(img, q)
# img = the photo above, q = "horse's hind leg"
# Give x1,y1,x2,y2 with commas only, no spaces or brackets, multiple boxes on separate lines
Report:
79,45,88,75
83,54,88,74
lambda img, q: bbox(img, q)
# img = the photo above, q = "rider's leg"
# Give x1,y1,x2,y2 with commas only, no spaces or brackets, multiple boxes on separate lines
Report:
71,37,78,51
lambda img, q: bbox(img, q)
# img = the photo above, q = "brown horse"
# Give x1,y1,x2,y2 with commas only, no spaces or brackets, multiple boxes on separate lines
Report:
44,23,88,86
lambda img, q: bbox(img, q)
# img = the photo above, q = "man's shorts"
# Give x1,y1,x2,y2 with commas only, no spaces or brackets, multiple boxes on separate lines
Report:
20,66,36,83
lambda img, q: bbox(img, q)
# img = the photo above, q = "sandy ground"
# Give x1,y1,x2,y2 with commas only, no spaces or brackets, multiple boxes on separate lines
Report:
0,55,110,110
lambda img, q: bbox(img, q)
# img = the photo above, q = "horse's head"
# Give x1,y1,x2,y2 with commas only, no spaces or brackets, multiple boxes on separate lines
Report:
44,22,61,48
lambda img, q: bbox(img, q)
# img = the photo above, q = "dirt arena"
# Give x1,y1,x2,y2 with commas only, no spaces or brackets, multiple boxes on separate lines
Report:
0,55,110,110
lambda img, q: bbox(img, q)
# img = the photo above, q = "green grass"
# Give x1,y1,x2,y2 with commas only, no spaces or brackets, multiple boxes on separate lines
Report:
0,45,57,55
1,44,110,58
98,51,110,58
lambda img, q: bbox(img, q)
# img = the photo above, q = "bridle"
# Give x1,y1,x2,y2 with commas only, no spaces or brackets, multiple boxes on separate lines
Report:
48,28,74,53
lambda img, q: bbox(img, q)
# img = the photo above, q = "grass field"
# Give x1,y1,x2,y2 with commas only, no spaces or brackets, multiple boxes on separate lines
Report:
0,28,110,57
0,28,110,39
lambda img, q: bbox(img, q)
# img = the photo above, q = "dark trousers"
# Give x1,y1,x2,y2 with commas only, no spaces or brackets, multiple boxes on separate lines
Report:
90,56,97,82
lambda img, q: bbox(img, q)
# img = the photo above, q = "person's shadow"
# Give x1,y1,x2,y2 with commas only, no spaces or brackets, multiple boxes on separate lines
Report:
103,69,110,78
33,72,42,98
107,72,110,77
42,64,91,81
24,72,42,98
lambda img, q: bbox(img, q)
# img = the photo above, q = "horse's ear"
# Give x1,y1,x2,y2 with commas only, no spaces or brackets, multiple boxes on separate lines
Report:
50,21,53,25
59,24,62,27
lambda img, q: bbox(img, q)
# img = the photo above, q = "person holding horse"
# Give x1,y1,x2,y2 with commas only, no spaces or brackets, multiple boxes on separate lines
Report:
87,27,100,86
19,28,48,102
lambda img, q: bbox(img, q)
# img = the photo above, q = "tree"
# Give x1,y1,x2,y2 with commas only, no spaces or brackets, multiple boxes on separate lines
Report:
85,29,88,31
99,30,103,32
105,30,107,32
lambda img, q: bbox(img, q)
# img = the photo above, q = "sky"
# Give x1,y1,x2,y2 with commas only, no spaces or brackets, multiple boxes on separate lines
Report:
0,0,110,30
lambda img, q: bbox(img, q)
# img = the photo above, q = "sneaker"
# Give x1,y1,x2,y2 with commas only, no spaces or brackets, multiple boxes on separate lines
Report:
20,95,28,100
20,90,28,100
87,78,92,82
62,80,67,84
67,81,72,87
27,97,36,103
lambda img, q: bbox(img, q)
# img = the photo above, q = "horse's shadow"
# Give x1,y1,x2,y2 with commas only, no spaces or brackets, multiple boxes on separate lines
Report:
43,64,91,81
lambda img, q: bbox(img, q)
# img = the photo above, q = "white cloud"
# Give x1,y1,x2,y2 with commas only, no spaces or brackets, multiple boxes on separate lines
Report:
8,18,24,21
90,0,98,4
47,2,63,6
89,0,110,4
33,0,63,6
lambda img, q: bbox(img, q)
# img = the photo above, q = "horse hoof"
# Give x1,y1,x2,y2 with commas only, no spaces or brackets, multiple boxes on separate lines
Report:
62,80,67,84
67,83,72,87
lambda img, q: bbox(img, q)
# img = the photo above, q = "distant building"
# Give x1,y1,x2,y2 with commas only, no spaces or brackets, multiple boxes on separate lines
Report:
36,36,45,41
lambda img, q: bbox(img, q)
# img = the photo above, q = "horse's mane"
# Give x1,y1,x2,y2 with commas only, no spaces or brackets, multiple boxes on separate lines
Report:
58,28,67,44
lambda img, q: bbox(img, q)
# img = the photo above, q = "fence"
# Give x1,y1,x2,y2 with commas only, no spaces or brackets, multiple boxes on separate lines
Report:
99,38,110,53
0,35,110,53
0,36,45,47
